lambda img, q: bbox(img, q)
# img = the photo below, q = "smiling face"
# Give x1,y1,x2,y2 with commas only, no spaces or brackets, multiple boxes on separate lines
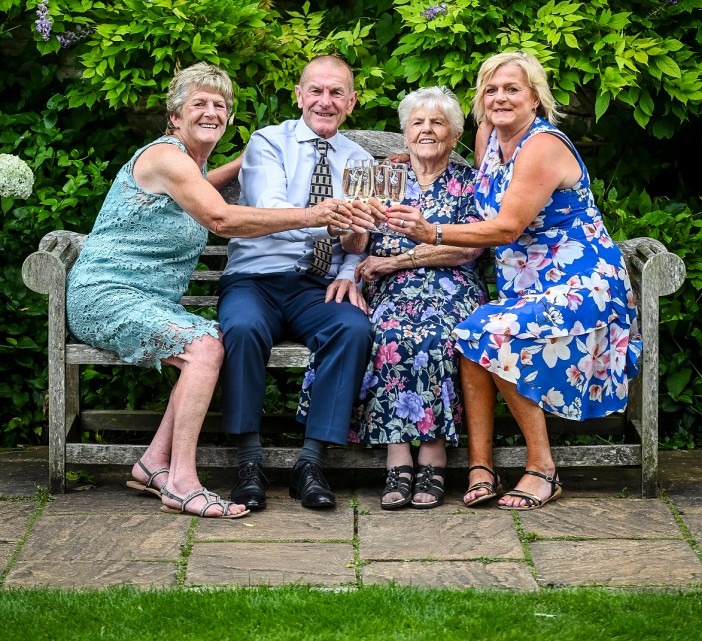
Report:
405,106,460,166
483,64,540,131
169,88,228,149
295,60,357,139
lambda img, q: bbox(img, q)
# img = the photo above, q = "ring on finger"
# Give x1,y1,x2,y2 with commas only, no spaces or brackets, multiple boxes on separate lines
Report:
399,219,405,228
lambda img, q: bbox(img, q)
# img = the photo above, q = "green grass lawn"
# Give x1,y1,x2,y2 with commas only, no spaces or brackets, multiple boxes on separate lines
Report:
1,585,701,640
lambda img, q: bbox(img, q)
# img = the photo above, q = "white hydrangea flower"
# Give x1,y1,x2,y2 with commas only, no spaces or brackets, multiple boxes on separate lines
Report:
0,154,34,199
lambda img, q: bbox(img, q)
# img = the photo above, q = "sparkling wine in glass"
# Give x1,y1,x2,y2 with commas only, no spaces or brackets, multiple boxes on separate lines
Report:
372,162,408,234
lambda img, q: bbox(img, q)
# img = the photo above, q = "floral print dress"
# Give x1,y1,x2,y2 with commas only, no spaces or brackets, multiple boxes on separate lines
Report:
350,163,488,445
453,118,642,420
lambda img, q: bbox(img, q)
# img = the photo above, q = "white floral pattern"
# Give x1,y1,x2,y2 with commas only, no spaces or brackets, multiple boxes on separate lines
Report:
454,118,642,420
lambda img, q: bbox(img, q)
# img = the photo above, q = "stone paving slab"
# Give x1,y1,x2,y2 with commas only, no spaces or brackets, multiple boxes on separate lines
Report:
185,542,356,587
0,501,36,541
17,513,187,562
0,542,16,570
359,511,523,561
671,497,702,543
362,560,538,590
519,498,682,539
0,456,48,498
194,494,355,542
45,488,165,514
4,560,178,589
531,539,702,587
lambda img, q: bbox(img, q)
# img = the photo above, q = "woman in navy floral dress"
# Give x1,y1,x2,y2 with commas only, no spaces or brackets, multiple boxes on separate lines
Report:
385,53,641,511
347,87,487,510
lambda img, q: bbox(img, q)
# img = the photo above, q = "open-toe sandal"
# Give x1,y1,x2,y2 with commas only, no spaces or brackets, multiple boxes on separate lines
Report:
411,464,445,509
126,459,169,498
463,464,504,507
161,486,250,519
381,465,414,510
498,469,562,511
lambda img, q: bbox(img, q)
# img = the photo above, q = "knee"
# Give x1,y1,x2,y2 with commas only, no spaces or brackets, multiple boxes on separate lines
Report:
187,333,224,370
338,311,373,346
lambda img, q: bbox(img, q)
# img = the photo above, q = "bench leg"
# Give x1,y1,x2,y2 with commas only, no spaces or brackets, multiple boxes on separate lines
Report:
48,341,67,494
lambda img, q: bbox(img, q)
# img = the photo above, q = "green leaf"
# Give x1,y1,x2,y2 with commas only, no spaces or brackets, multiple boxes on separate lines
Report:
654,55,682,79
667,369,692,398
594,91,610,121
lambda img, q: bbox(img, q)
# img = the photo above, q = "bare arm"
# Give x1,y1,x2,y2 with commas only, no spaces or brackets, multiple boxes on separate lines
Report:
386,134,580,247
134,143,353,238
355,244,483,283
206,154,243,191
473,120,492,167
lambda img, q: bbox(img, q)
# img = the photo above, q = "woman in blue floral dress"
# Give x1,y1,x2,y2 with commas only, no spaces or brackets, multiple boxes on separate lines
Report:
347,87,487,510
386,53,642,511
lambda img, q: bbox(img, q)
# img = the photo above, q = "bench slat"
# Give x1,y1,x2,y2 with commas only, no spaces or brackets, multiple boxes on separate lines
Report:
65,442,641,469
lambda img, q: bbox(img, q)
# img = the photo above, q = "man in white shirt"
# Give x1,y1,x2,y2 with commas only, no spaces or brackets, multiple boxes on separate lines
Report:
218,55,373,510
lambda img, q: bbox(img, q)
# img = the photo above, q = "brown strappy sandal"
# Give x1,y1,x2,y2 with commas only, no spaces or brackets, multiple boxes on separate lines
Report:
463,464,504,507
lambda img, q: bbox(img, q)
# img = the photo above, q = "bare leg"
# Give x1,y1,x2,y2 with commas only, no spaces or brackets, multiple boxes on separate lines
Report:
414,438,447,503
461,358,500,504
130,382,177,489
382,442,413,505
158,334,247,517
492,376,557,508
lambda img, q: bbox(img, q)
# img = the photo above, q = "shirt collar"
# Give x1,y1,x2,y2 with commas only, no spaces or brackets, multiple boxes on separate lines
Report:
294,118,339,151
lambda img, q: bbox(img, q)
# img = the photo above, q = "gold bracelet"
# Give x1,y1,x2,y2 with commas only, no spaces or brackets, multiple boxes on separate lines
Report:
407,248,417,268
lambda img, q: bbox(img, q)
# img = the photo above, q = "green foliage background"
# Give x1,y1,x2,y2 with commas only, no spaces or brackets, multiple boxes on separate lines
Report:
1,0,700,447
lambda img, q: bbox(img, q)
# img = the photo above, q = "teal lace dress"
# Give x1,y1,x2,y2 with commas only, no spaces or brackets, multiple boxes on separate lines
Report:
66,136,219,371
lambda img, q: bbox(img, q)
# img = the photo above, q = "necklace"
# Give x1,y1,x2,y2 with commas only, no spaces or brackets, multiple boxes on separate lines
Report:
415,165,448,190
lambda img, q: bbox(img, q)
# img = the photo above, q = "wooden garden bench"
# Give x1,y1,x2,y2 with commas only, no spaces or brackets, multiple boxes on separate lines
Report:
22,130,686,496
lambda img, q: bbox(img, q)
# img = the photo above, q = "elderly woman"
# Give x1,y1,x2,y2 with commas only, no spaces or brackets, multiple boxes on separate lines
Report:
385,52,642,510
66,63,351,519
346,87,487,510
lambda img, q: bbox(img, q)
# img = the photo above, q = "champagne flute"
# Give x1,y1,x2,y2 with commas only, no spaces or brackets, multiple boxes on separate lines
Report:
371,162,408,234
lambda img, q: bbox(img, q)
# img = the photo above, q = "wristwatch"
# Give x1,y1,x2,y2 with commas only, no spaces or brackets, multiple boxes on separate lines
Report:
407,248,417,268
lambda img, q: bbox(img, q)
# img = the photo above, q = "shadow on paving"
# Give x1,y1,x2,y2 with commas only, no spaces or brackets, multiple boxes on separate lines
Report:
1,447,701,590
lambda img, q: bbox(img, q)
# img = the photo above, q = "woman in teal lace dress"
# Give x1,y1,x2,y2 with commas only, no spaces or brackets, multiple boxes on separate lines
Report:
387,52,641,511
66,63,352,519
346,87,487,510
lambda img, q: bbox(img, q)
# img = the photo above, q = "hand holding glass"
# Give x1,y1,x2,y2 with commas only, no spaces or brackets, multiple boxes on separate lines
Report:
372,162,408,234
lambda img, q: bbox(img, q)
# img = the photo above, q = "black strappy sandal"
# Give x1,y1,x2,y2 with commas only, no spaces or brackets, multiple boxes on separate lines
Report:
381,465,414,510
411,464,445,509
498,469,562,511
463,464,503,507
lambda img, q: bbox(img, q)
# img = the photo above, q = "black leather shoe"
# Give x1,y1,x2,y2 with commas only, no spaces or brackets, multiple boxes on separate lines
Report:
230,461,269,510
289,461,336,508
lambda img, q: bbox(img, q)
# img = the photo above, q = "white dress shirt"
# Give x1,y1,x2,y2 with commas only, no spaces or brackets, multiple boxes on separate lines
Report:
223,118,372,280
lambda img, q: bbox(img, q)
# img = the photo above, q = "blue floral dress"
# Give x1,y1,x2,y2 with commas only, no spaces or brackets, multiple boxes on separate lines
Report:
453,118,642,420
350,163,488,445
66,137,219,371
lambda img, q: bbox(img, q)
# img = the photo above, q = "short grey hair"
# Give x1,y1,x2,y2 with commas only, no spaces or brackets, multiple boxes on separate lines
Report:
397,86,465,136
165,63,234,135
472,51,563,125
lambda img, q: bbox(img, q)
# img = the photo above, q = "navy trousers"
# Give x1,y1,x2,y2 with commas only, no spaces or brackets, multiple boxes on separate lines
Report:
218,272,373,445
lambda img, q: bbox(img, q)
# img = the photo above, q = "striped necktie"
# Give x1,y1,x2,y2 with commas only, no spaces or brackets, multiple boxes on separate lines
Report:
307,139,334,277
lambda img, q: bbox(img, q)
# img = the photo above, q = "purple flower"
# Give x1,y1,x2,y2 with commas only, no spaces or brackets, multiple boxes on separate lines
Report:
421,3,448,20
413,351,429,370
442,379,456,409
439,277,457,296
57,25,92,49
405,180,422,201
35,0,52,41
302,368,316,390
358,371,378,400
394,391,426,422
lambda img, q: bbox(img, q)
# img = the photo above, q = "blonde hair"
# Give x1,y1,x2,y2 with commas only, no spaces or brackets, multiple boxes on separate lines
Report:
398,86,465,136
472,51,562,125
165,63,234,135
